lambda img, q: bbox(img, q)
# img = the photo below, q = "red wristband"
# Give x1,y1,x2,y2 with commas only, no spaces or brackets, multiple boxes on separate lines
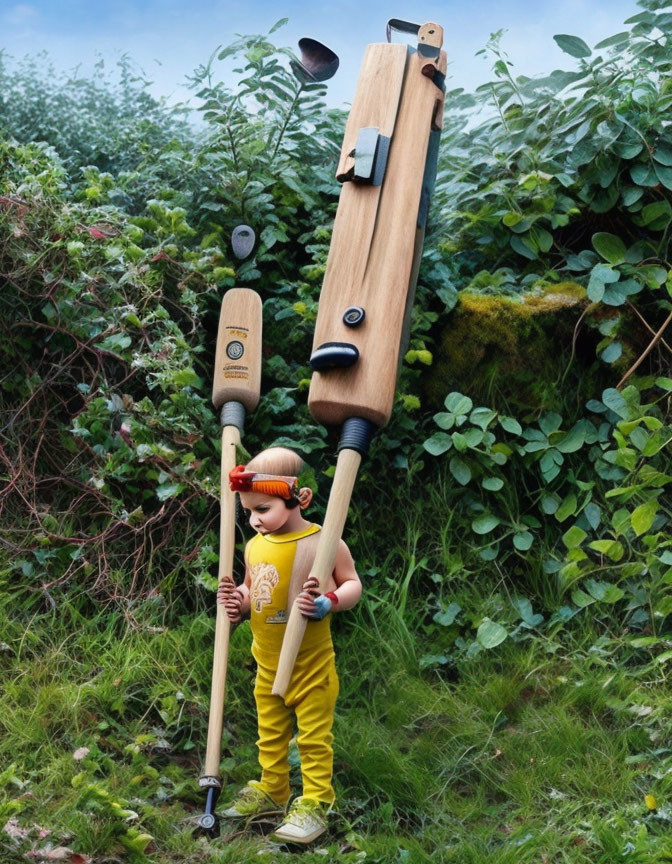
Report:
324,591,339,606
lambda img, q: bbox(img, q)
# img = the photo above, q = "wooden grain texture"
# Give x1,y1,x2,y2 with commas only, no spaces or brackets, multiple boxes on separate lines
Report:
272,448,362,697
203,423,240,778
212,288,262,412
309,46,447,428
336,43,407,181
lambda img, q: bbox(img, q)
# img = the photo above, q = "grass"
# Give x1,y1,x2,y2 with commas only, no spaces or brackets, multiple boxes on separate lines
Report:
2,579,672,864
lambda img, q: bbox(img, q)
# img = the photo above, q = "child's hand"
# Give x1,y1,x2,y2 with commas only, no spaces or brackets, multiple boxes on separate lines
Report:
297,576,333,620
217,580,243,623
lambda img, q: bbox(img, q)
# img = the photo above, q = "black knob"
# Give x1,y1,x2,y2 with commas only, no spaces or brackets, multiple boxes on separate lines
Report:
310,342,359,371
343,306,365,327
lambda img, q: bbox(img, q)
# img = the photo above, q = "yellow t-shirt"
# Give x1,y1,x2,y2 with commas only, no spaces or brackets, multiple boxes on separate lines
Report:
246,524,333,670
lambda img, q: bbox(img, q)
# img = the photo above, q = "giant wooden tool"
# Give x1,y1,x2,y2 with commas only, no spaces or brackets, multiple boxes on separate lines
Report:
273,21,445,697
197,287,262,835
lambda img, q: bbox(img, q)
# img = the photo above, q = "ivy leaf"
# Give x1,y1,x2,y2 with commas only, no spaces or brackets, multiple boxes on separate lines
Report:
499,416,522,435
450,456,471,485
423,432,452,456
600,341,623,363
631,499,658,536
563,525,587,548
556,493,577,522
477,619,508,649
444,392,473,415
654,162,672,191
472,514,500,534
592,232,626,264
513,531,534,551
553,34,592,58
433,602,462,627
585,579,625,603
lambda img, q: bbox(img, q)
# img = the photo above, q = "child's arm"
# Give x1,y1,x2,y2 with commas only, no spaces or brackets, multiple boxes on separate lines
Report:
217,549,252,622
297,539,362,619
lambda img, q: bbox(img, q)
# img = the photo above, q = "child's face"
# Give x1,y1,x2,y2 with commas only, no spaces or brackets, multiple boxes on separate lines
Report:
239,491,292,535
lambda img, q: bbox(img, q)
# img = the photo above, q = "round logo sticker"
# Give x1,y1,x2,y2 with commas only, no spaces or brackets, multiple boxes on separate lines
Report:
226,340,244,361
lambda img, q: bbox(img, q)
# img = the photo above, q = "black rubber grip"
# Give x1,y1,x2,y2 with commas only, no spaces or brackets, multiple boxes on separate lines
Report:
338,417,376,455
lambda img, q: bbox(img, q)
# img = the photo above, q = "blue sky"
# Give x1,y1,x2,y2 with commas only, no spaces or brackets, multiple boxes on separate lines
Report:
1,0,643,108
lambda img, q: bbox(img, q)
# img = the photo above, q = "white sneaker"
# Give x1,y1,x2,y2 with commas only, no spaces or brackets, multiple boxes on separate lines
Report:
271,796,331,844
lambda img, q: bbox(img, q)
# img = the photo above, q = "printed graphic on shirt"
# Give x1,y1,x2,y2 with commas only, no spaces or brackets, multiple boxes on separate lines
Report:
266,610,287,624
250,562,280,612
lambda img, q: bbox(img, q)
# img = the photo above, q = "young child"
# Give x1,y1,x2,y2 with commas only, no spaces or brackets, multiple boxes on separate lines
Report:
217,446,362,844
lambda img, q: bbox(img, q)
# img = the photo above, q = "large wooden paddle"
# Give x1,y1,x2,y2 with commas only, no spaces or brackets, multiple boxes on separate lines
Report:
197,287,262,834
273,23,446,697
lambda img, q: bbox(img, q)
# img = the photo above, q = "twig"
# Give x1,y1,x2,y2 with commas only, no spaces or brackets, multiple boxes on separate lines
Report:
627,302,672,355
617,307,672,389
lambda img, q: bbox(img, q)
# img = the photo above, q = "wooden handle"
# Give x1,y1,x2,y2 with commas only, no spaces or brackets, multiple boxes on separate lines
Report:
203,422,240,777
272,448,362,697
212,288,263,412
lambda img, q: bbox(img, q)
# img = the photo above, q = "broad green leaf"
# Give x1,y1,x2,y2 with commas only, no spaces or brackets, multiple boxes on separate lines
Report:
513,531,534,551
584,503,602,530
482,476,504,491
585,579,625,604
588,539,624,561
631,499,658,536
641,200,672,226
654,162,672,191
600,341,622,363
269,17,289,33
444,392,473,415
592,232,626,264
423,432,452,456
563,525,587,548
470,407,497,430
477,619,508,649
450,456,471,485
602,388,629,418
541,495,560,515
499,416,522,435
572,588,596,607
594,31,630,49
156,482,184,501
433,603,462,627
630,163,658,186
553,34,592,58
478,544,500,561
510,233,537,260
653,141,672,166
539,412,562,435
556,493,577,522
433,412,455,430
472,514,500,534
556,424,586,453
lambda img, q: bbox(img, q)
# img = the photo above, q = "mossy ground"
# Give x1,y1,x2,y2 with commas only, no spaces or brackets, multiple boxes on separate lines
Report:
2,577,671,864
424,284,599,415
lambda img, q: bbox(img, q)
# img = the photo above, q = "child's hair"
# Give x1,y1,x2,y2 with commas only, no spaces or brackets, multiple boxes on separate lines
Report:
245,447,306,509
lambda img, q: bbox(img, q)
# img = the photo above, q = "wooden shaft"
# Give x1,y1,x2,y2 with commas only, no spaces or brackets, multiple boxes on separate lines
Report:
272,447,362,697
203,422,240,777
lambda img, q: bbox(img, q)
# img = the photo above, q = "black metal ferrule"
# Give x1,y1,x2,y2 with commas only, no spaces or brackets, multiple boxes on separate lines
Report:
204,784,220,814
338,417,376,456
220,401,246,431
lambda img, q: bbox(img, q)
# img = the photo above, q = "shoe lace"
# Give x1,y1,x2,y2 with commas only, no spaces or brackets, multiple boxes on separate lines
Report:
287,798,324,828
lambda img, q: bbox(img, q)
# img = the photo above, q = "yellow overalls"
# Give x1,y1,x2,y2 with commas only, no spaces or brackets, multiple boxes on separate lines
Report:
247,524,339,806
